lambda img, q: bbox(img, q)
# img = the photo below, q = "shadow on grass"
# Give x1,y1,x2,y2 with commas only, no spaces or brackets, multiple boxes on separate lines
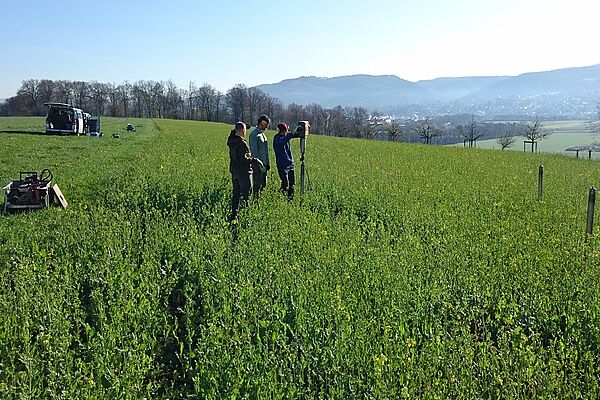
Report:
0,130,46,135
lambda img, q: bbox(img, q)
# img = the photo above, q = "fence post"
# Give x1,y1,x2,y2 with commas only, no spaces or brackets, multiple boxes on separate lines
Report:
537,164,544,201
586,187,596,236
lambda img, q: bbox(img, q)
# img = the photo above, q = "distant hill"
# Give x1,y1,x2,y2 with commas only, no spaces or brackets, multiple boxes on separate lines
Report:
256,75,429,108
461,64,600,101
256,64,600,117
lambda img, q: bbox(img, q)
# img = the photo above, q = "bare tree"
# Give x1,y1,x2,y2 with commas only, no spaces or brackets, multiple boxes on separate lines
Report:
497,133,517,150
247,87,267,125
386,119,404,142
349,106,368,138
414,117,443,144
54,80,73,104
457,115,485,147
37,79,55,113
226,84,248,122
132,81,149,117
71,81,90,109
119,82,132,117
521,120,552,152
17,79,40,115
89,81,109,115
195,83,218,121
328,106,349,137
162,80,183,119
106,83,120,116
260,95,283,125
305,103,328,134
362,111,385,139
587,104,600,135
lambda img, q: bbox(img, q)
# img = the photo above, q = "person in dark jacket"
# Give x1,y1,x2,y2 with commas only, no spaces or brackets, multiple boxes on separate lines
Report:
227,121,262,221
273,122,301,199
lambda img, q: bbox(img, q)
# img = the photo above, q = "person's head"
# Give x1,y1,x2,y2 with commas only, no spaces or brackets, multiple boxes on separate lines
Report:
235,121,246,137
257,115,270,131
277,123,288,135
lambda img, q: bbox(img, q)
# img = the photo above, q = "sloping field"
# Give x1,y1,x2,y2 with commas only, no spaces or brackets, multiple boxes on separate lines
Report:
472,120,599,154
1,117,600,398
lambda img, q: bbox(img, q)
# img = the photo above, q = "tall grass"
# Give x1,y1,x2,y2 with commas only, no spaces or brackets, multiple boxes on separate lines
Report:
1,117,599,398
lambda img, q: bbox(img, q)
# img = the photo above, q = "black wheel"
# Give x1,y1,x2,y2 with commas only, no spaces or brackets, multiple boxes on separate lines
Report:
40,169,53,183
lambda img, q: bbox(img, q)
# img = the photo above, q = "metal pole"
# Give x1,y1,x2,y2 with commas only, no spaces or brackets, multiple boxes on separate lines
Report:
586,187,596,236
300,138,306,195
537,164,543,201
297,121,310,195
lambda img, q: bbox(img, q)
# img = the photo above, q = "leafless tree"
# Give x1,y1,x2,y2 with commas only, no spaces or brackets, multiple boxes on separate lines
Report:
521,119,552,152
195,83,218,121
328,106,349,137
37,79,55,113
118,82,132,117
260,95,283,125
54,80,73,104
71,81,89,109
226,84,248,122
414,117,443,144
132,81,149,117
247,87,266,125
89,81,109,115
106,82,120,116
457,115,485,147
17,79,40,115
362,111,385,139
587,104,600,135
349,106,368,138
497,133,517,150
305,103,328,134
386,119,404,142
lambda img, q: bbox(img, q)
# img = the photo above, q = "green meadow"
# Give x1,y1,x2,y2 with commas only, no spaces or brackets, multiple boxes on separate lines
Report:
1,117,599,398
465,120,599,155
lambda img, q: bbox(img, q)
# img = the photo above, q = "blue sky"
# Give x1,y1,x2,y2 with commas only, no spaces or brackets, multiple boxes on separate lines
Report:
1,0,599,98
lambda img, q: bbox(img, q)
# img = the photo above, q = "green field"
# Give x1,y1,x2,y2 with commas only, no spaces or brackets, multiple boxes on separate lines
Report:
1,117,600,398
460,120,600,155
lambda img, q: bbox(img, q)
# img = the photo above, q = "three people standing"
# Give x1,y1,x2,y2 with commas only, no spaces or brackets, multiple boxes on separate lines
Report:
228,115,303,221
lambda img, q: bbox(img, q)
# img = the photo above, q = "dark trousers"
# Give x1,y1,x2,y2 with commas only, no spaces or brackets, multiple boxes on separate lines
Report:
231,173,252,216
252,168,267,195
277,165,295,199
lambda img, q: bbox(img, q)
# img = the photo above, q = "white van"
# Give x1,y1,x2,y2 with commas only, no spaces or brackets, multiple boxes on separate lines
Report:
44,103,86,135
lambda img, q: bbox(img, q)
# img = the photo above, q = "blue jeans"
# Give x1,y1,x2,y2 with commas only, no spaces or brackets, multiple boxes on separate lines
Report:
277,165,295,199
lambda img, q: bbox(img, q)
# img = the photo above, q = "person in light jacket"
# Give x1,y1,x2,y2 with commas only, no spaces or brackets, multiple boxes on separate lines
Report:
248,114,270,195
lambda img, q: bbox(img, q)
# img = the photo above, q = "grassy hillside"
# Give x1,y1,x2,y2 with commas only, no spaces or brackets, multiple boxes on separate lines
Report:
466,120,599,154
1,117,600,398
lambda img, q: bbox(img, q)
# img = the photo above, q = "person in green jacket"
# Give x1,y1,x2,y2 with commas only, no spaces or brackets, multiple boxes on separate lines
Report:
248,114,270,195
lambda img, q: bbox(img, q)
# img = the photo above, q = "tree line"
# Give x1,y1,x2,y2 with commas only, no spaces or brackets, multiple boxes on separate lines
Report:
0,78,551,147
0,78,363,136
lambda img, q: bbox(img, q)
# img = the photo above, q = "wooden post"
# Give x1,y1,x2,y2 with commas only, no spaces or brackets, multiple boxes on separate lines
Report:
537,164,544,201
586,187,596,236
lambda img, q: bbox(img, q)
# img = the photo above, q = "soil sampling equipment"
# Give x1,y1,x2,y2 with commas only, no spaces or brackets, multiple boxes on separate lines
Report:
296,121,310,194
3,169,67,213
